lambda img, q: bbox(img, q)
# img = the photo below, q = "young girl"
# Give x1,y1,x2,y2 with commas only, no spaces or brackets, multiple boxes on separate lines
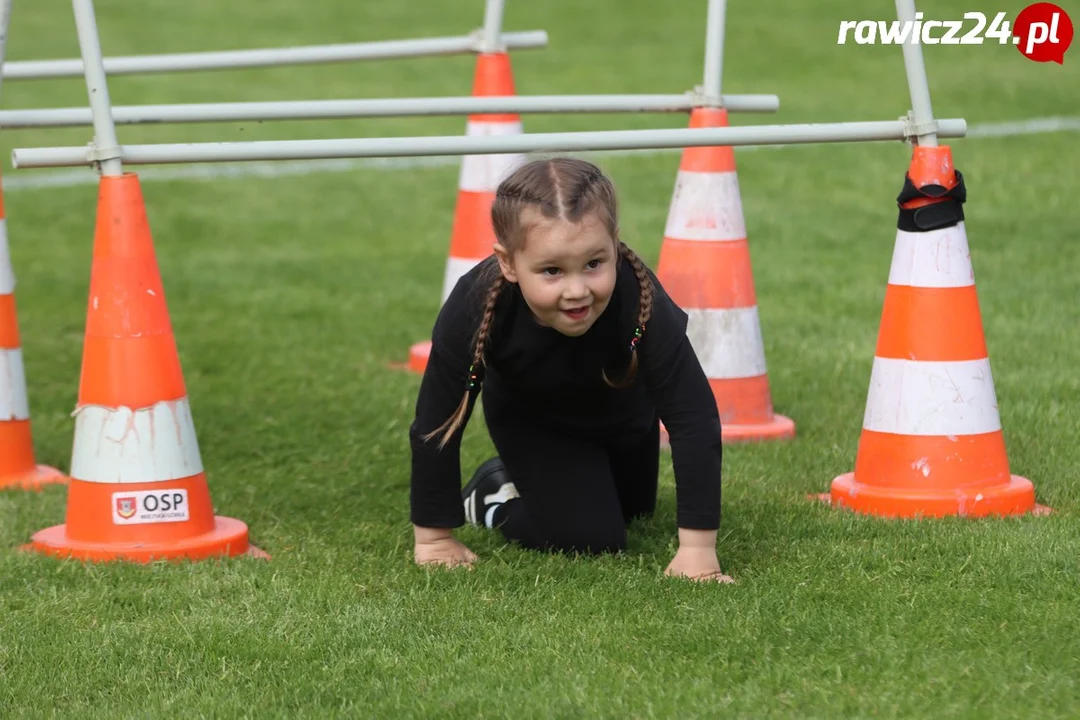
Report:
408,157,733,583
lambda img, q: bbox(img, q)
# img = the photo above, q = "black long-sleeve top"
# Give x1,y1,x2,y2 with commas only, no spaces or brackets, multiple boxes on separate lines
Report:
409,254,723,531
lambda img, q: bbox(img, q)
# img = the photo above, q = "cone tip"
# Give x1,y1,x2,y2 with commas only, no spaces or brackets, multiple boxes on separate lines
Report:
908,145,957,191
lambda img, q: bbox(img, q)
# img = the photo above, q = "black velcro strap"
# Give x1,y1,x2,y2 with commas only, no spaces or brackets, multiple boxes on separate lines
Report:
896,169,967,232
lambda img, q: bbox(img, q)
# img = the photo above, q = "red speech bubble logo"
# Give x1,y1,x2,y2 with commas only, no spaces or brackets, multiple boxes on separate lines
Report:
1013,3,1074,64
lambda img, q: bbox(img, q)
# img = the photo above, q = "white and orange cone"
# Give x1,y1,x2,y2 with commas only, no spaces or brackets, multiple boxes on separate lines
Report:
826,145,1044,518
0,172,68,491
27,174,267,561
408,50,526,374
657,107,795,446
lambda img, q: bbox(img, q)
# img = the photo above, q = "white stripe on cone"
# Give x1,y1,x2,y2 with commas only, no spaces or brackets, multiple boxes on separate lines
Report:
0,348,30,420
685,306,769,379
458,120,525,193
441,256,483,305
70,397,205,483
862,357,1001,436
663,170,746,242
888,222,975,288
0,220,16,295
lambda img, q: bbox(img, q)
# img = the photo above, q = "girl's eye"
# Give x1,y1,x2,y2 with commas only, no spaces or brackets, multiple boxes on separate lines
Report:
543,267,560,276
587,259,601,270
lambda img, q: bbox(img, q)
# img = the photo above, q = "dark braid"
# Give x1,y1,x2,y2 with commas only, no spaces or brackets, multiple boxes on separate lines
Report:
423,271,505,449
603,241,654,388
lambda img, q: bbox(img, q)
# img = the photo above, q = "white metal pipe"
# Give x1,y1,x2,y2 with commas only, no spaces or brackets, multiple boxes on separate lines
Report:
0,0,11,104
702,0,725,104
0,93,782,129
11,118,968,169
481,0,506,52
72,0,122,176
895,0,938,147
0,30,549,80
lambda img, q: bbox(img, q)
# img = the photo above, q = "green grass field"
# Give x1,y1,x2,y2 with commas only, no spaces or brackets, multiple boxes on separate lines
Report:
1,0,1079,716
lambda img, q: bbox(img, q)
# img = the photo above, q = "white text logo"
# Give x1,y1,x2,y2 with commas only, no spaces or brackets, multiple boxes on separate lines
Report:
836,6,1073,64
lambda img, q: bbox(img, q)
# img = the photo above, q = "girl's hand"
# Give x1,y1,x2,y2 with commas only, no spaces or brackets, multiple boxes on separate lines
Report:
413,525,478,568
664,528,736,584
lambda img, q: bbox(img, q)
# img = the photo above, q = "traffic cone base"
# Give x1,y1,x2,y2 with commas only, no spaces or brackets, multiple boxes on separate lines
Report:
0,463,67,492
826,145,1040,518
25,173,261,562
660,412,794,449
0,410,67,490
720,414,796,442
830,472,1034,518
30,512,251,563
409,340,431,374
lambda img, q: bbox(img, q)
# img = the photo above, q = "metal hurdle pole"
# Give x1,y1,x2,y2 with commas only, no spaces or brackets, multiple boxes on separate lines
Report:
71,0,123,177
0,0,10,105
481,0,506,53
701,0,726,106
0,0,779,130
0,93,782,129
895,0,939,146
11,118,968,169
0,31,549,81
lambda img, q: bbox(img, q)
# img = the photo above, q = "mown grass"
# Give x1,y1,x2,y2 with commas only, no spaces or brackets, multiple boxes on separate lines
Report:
0,0,1078,716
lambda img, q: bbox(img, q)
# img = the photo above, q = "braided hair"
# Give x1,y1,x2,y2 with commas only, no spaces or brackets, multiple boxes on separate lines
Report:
423,157,654,449
603,240,654,389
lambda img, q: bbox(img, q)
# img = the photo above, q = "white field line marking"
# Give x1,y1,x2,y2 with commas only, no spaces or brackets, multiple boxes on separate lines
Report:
3,115,1077,192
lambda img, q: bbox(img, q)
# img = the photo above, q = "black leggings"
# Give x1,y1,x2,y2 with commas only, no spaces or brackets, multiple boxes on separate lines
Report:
482,396,660,555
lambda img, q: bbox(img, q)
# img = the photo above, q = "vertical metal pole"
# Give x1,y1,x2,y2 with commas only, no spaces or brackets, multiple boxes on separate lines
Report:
0,0,12,104
895,0,938,146
480,0,506,52
72,0,123,175
702,0,726,105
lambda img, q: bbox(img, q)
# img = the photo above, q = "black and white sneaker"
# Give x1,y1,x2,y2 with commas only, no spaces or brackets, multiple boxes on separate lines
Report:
462,457,519,528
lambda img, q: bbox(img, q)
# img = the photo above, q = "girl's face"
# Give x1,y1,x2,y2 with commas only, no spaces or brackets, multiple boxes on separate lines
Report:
494,209,618,337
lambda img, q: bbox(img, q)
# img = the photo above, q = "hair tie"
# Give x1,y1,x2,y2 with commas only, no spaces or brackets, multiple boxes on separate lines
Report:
629,324,644,352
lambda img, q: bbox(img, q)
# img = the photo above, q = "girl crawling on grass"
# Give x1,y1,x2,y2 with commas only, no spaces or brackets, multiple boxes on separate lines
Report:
407,156,733,584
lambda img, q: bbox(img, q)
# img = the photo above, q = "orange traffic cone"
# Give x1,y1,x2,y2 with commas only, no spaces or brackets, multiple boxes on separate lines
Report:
408,50,526,374
0,172,68,491
657,107,795,446
27,174,265,561
827,145,1040,517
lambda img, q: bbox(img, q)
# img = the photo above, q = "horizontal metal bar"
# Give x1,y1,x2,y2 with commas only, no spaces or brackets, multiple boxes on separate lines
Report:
0,93,781,129
1,30,549,80
11,119,967,169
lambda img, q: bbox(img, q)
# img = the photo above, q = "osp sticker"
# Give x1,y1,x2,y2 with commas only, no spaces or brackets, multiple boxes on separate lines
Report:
112,489,190,525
